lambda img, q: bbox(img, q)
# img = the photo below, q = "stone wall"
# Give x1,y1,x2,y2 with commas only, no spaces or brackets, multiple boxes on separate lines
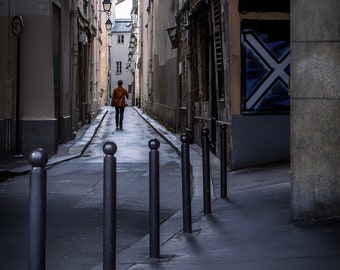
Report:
290,0,340,220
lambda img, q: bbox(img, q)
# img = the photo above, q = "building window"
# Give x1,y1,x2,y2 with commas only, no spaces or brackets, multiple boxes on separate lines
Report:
117,34,124,44
241,20,290,113
116,61,122,74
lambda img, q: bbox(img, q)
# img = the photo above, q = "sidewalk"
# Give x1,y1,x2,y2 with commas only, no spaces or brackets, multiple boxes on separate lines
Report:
0,109,108,176
114,108,340,270
1,106,339,270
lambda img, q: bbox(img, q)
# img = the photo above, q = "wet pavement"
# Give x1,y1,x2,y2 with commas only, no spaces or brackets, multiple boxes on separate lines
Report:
1,106,340,270
0,106,182,270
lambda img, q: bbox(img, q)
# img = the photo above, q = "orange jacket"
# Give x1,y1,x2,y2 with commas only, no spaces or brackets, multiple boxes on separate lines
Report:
111,86,129,107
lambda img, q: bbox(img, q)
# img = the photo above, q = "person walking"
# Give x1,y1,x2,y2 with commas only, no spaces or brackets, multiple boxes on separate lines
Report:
111,80,129,129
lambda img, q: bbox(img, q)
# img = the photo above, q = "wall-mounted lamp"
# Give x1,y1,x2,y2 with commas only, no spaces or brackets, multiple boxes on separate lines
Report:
167,26,178,49
130,33,136,43
105,18,113,31
100,0,113,31
128,45,135,53
129,33,137,52
102,0,112,13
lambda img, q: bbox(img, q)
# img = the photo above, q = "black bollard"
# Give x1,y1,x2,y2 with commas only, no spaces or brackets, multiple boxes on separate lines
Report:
102,141,117,270
148,139,160,258
180,133,192,233
220,124,227,198
29,148,48,270
201,128,211,215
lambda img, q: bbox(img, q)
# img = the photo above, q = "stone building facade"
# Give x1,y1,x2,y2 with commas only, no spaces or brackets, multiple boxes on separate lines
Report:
0,0,112,155
290,0,340,220
139,0,290,168
109,18,134,99
134,0,339,221
135,0,179,130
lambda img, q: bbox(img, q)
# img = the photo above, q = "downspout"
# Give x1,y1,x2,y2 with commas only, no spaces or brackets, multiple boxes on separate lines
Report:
71,2,79,134
108,43,112,106
6,3,13,152
147,0,154,110
137,0,143,108
186,12,193,133
87,35,93,121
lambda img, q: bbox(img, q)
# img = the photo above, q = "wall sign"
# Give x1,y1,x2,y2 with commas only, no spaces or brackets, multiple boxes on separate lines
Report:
11,15,24,37
241,20,290,113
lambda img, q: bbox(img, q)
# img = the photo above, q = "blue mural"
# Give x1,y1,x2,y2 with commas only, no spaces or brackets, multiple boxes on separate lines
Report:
241,20,290,112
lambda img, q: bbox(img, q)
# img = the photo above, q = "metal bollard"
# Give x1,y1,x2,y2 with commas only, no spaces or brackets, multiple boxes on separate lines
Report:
201,128,211,215
180,133,192,233
220,124,227,198
29,148,48,270
148,139,160,258
102,141,117,270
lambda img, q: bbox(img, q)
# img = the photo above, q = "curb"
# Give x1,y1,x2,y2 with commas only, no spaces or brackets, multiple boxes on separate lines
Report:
132,107,182,155
0,109,109,176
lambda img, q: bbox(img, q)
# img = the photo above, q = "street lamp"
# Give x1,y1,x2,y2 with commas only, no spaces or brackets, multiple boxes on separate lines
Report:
167,26,178,49
102,0,112,12
105,18,113,31
128,33,137,54
130,33,136,43
128,44,135,53
100,0,112,31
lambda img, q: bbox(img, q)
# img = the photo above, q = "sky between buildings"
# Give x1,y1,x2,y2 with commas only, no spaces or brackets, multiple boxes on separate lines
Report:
115,0,132,19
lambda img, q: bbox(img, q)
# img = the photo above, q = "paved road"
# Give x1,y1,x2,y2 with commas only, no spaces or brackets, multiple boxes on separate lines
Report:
0,107,182,270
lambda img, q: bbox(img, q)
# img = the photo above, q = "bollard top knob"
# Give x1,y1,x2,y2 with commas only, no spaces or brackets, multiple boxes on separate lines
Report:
148,139,160,150
201,127,209,137
180,133,190,143
103,141,117,155
28,148,48,167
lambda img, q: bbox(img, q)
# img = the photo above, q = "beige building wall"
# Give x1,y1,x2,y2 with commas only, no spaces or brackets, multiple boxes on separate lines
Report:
0,2,54,119
0,0,57,154
0,0,109,155
141,0,149,108
99,4,114,106
92,0,114,113
20,15,55,119
144,0,178,130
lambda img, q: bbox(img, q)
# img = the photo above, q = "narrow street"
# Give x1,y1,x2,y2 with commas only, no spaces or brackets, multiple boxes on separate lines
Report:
0,106,182,270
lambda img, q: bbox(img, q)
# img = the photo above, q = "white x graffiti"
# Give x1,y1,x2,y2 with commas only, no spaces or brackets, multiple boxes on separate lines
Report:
242,32,290,109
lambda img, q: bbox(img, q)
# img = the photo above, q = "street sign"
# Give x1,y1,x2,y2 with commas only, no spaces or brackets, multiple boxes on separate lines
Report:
11,15,24,37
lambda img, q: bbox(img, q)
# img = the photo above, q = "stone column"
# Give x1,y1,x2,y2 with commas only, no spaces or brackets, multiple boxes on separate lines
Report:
290,0,340,220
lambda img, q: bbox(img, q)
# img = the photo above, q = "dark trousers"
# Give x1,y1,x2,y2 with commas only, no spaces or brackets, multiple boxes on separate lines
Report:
115,106,125,128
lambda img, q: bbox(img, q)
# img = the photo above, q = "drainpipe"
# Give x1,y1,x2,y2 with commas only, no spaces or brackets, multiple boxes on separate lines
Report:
186,14,193,133
71,2,79,134
108,44,112,106
147,0,154,109
87,38,93,122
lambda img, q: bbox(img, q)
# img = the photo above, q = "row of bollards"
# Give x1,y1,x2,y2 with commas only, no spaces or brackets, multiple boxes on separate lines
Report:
27,139,163,269
28,125,228,269
179,124,228,232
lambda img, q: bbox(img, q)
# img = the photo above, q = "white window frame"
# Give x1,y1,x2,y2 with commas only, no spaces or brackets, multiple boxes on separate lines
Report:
117,34,124,44
116,61,122,74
